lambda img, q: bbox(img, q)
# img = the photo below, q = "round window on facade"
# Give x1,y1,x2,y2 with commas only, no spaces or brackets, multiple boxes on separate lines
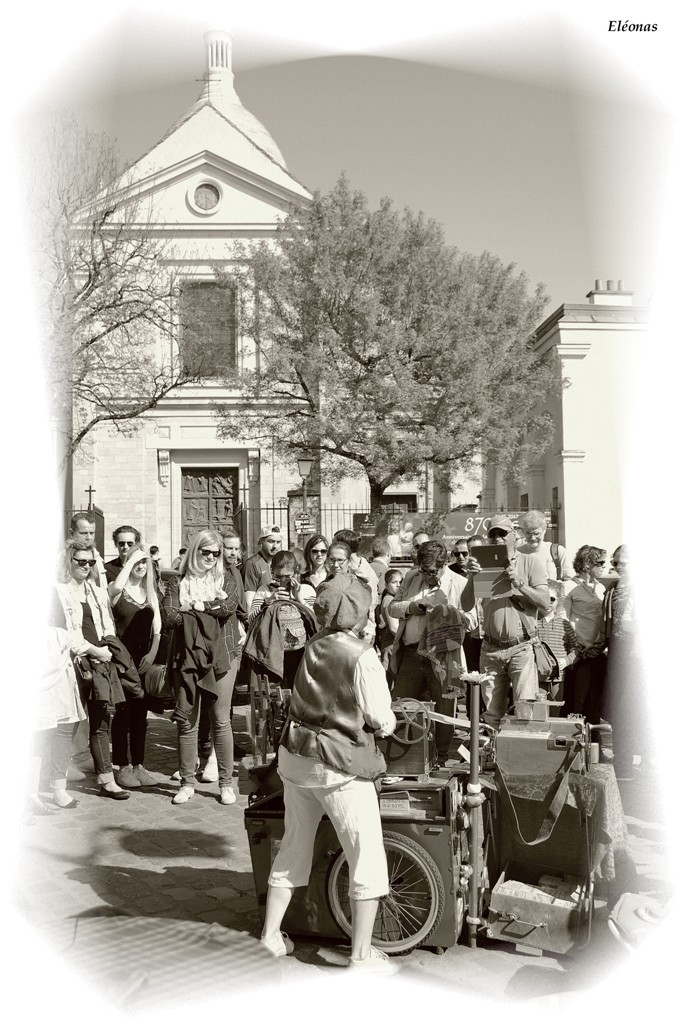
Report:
194,183,220,211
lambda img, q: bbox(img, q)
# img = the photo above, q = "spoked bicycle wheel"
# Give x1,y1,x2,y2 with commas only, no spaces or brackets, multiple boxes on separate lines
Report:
326,830,445,954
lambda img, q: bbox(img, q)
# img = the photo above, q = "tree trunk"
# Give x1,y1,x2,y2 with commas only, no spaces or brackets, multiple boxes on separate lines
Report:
368,479,387,512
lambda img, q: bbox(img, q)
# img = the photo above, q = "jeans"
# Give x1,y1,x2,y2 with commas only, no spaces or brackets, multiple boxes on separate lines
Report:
35,722,78,788
111,693,148,766
392,645,454,760
563,654,606,722
87,701,116,775
71,718,90,760
479,640,538,729
177,656,238,787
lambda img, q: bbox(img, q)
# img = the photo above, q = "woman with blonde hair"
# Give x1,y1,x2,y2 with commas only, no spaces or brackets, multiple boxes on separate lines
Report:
108,543,163,789
56,539,143,799
162,530,240,805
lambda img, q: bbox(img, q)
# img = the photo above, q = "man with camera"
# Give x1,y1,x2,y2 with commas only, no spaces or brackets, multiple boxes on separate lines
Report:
466,515,551,729
388,540,472,763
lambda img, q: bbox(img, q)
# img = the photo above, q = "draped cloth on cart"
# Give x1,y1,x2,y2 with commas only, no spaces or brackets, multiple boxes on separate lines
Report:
42,916,277,1011
494,764,632,883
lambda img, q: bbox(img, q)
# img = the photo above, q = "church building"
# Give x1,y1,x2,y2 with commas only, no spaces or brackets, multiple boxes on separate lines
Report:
71,31,470,561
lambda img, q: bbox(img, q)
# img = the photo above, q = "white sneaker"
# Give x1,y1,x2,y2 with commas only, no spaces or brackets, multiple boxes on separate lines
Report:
260,932,294,958
220,786,236,805
172,786,194,805
199,755,219,783
348,947,399,974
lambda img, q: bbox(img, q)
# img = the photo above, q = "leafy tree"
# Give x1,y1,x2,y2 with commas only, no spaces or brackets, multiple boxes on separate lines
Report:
25,114,214,477
215,174,557,508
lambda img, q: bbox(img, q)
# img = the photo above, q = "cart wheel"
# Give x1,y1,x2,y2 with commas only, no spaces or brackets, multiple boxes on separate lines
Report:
326,830,445,954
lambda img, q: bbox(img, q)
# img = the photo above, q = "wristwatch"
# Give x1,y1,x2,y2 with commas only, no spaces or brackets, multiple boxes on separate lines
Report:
513,578,525,590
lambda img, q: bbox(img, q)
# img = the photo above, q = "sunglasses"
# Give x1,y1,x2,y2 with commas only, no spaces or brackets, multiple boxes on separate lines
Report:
595,560,606,566
311,547,327,554
73,558,96,568
117,540,135,548
200,549,221,558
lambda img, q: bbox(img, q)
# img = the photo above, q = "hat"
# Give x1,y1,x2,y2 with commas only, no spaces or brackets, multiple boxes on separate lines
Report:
314,574,372,630
259,524,282,541
487,515,514,536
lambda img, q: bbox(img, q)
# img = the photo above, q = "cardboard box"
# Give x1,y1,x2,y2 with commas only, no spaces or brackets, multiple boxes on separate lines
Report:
496,716,588,775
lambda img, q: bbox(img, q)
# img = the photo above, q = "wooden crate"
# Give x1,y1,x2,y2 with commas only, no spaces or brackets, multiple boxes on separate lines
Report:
487,860,590,955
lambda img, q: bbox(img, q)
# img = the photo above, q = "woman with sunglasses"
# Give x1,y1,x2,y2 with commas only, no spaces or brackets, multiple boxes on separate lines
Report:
560,545,608,720
162,531,240,805
300,534,330,591
108,543,163,789
57,539,142,799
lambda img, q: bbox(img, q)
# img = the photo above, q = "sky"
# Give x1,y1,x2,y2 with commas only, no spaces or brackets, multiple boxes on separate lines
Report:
15,3,676,311
1,1,682,1020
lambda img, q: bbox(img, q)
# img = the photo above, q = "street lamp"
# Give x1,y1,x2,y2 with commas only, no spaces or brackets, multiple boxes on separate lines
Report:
297,456,313,514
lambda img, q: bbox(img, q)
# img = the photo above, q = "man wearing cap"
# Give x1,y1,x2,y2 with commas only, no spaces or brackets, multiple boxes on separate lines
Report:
467,515,550,729
241,525,283,614
260,574,398,973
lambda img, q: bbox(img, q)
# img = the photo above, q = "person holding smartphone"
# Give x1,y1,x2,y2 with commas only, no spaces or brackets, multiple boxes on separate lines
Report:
248,550,316,685
388,540,472,764
465,515,550,730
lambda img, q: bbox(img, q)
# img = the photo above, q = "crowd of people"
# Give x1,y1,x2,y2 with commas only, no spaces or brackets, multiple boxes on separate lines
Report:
31,506,645,969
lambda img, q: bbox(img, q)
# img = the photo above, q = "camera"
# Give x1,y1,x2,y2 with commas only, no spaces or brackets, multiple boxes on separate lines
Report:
270,575,293,592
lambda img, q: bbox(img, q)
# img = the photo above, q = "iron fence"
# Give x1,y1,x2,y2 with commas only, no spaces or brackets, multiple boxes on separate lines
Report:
232,505,558,558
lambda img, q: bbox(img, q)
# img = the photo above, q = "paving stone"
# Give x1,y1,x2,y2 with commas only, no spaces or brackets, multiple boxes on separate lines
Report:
162,886,197,901
135,894,178,913
174,894,219,915
204,886,235,901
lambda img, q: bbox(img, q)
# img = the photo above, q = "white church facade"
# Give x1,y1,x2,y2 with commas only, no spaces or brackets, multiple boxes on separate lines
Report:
71,31,473,562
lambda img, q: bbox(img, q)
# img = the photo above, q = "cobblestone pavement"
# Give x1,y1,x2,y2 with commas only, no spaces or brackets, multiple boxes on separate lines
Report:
11,710,675,1012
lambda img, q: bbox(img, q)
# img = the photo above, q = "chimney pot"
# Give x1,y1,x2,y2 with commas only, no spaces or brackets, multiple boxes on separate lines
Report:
595,279,604,291
617,279,625,291
606,280,616,291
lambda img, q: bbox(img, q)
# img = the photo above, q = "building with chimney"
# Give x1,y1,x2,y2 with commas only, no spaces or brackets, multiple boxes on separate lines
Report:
480,279,648,557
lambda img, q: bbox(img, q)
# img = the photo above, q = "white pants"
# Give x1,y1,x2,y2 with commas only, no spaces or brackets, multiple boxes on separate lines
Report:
269,775,389,900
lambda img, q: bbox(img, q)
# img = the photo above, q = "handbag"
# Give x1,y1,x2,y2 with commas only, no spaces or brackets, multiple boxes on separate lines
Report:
74,654,93,682
510,600,560,683
532,638,560,683
73,654,94,701
143,662,172,700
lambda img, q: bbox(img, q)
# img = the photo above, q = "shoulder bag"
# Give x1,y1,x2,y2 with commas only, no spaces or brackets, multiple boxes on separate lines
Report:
511,600,560,683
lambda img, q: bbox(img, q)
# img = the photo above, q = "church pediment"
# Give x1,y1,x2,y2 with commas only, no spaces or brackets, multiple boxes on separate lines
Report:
75,32,310,234
92,149,310,232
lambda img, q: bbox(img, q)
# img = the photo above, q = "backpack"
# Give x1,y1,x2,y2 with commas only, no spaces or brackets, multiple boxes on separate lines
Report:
550,542,562,580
